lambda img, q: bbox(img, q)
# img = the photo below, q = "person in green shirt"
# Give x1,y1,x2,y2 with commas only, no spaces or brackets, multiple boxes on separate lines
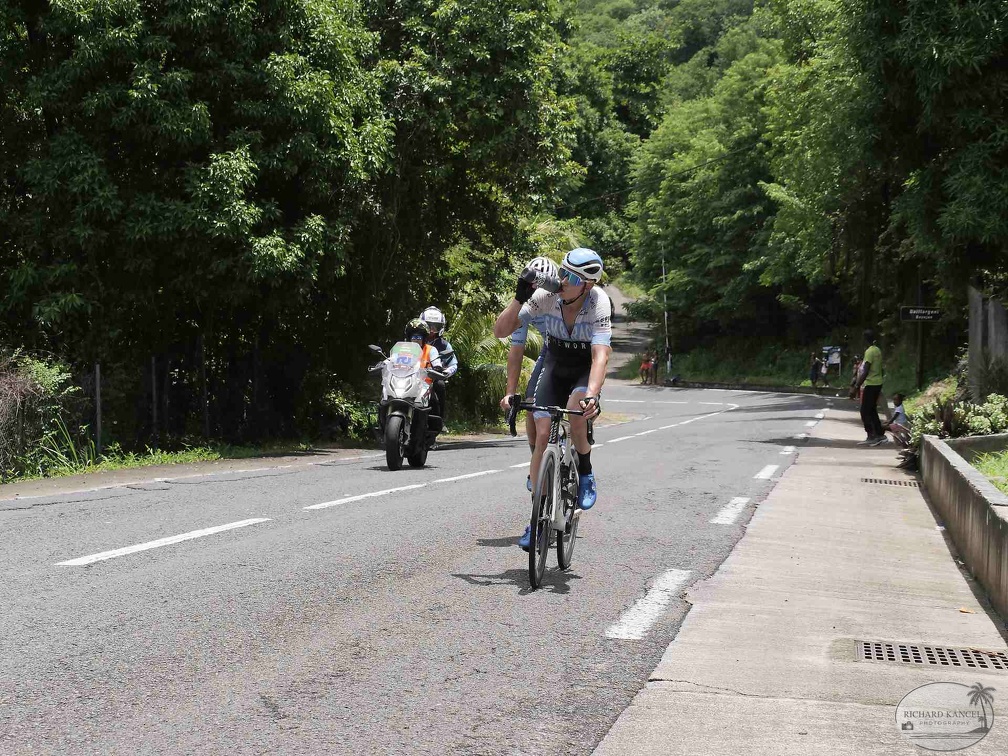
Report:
855,329,885,445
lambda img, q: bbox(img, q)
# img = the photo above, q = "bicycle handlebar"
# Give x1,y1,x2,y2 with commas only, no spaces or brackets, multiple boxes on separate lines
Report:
506,395,589,438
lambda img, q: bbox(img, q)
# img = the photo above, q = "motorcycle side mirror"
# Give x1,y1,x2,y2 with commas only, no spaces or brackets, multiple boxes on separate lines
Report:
368,344,385,356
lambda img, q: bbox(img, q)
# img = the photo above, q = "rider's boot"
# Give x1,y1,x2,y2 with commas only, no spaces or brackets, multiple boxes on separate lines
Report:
518,524,531,551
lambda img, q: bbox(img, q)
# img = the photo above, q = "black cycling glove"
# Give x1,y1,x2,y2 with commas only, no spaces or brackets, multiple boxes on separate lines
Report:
515,267,536,304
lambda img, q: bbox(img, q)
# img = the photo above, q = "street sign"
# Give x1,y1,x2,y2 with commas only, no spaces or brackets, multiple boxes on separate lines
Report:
822,346,841,365
900,306,941,321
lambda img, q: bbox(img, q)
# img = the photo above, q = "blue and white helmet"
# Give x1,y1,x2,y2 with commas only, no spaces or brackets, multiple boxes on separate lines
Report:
562,248,604,282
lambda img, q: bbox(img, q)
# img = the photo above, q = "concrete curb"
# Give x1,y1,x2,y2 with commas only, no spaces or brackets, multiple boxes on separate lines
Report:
920,434,1008,620
664,379,844,397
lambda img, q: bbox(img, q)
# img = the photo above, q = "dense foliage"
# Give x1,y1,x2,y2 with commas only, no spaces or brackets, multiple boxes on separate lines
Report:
1,0,1003,463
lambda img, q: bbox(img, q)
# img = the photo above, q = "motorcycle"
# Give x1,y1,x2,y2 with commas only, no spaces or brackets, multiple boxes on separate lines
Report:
369,343,446,470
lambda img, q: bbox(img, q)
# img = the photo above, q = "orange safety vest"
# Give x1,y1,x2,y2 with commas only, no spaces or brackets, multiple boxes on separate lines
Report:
420,344,437,383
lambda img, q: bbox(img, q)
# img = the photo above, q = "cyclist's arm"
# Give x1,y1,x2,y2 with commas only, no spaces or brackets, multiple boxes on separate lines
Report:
494,300,522,339
505,343,525,396
587,344,611,398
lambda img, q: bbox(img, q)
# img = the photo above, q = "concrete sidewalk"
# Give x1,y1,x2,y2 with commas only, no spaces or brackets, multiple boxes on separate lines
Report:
595,406,1008,755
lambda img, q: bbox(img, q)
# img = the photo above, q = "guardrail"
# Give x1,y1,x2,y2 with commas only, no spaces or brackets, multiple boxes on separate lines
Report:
920,433,1008,620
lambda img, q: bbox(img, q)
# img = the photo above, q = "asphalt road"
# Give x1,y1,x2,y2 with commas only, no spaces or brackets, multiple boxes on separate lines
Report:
0,379,835,755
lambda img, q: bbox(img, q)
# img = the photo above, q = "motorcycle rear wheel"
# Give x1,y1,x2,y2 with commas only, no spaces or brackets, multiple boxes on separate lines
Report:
406,442,428,468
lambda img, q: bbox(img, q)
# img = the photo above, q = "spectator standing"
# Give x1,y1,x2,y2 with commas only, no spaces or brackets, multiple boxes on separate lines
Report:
809,353,821,388
848,357,862,399
855,329,885,446
649,350,659,385
640,350,652,384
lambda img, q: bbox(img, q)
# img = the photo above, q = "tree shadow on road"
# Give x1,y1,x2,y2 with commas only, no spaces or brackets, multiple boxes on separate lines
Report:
451,567,582,595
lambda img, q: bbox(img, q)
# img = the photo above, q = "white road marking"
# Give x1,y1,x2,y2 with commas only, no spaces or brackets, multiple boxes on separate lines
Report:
509,462,529,468
656,401,688,404
607,435,635,443
754,465,779,480
605,569,692,640
636,429,657,436
805,420,817,427
56,518,271,566
698,402,726,406
432,470,500,484
659,423,683,430
606,399,646,403
780,446,797,455
711,497,751,525
815,412,825,419
305,483,426,510
794,433,809,440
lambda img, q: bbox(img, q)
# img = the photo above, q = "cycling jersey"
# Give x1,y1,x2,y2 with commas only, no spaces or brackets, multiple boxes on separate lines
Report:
512,287,612,416
510,287,612,358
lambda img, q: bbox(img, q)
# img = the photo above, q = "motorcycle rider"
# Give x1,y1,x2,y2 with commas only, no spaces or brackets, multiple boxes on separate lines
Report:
379,319,442,431
419,306,456,422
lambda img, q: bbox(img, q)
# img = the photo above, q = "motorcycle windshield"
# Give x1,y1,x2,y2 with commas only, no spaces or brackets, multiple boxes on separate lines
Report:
388,342,422,377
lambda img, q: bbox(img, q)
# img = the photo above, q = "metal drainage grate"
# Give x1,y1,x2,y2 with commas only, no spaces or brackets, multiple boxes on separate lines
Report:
861,477,919,487
857,641,1008,671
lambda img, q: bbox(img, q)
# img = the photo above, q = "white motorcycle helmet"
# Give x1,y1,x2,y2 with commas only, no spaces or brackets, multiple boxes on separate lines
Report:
420,306,447,337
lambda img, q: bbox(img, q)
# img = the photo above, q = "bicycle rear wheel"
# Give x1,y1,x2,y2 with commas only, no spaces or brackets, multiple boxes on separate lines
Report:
556,463,579,570
529,452,555,589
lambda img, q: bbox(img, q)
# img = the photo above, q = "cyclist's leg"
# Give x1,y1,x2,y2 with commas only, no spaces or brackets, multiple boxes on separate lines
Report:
567,369,597,509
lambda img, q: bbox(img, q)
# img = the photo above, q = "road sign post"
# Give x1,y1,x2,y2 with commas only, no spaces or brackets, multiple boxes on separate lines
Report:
900,306,941,389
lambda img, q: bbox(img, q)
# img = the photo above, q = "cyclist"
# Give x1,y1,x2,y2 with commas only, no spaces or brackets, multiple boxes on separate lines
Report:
419,306,457,421
494,248,612,550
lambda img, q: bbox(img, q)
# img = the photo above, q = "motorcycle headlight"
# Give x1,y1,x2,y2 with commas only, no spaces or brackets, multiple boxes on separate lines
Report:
391,376,414,392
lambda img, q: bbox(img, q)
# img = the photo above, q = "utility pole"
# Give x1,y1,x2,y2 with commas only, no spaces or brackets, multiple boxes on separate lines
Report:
662,246,671,376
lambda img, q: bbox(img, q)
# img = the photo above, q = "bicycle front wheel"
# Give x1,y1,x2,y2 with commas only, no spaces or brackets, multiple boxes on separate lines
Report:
529,452,555,589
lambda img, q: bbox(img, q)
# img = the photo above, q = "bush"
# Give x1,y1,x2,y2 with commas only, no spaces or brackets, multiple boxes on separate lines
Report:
909,393,1008,449
0,351,92,481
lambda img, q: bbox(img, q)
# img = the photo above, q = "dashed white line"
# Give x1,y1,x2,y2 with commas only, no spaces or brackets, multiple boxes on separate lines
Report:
432,470,500,484
606,399,646,403
711,497,751,525
607,435,635,444
656,401,688,404
509,462,529,469
605,569,692,640
305,483,426,510
636,429,657,436
56,518,271,566
780,446,797,455
754,465,779,480
698,402,726,406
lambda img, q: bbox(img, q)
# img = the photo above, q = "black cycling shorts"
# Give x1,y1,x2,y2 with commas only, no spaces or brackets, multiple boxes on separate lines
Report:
525,346,590,420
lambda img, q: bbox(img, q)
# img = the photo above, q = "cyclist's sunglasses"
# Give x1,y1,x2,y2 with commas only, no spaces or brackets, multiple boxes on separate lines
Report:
559,268,584,287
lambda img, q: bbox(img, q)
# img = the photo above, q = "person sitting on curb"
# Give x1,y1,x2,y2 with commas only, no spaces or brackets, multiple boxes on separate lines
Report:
883,393,911,447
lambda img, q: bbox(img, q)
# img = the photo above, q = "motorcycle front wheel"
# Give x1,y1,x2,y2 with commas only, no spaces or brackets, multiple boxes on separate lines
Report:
385,415,405,470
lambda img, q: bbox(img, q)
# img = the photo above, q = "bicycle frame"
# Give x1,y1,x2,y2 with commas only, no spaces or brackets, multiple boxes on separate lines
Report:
508,397,593,586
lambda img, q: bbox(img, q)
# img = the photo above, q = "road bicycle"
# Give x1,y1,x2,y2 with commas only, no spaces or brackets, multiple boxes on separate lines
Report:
507,397,594,589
